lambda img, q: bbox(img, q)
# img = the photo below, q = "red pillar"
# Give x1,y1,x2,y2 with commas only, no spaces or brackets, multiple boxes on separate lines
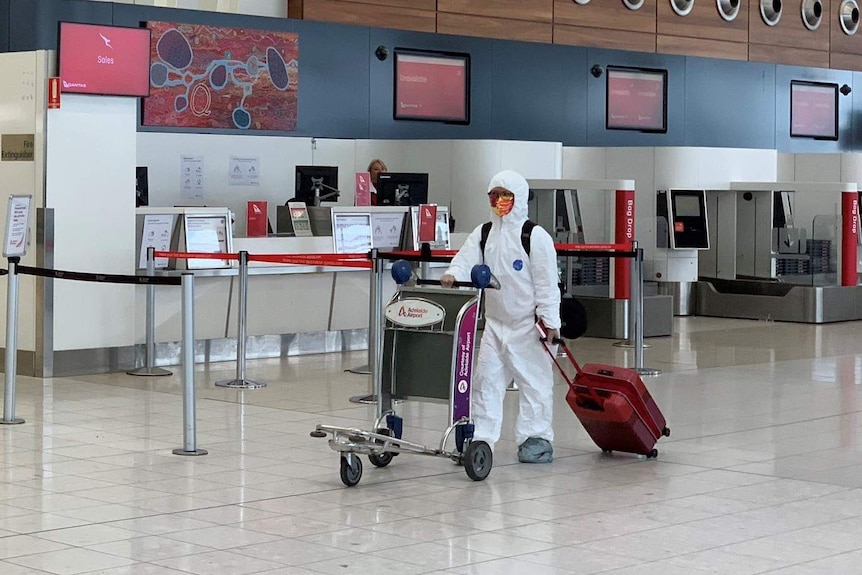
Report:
841,189,858,287
614,189,635,299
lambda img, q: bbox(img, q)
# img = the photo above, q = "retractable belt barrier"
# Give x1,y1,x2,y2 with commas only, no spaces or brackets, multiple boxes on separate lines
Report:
16,265,181,285
1,259,206,455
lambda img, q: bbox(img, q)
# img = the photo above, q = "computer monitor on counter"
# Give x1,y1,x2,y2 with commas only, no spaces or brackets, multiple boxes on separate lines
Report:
294,166,339,206
377,172,429,206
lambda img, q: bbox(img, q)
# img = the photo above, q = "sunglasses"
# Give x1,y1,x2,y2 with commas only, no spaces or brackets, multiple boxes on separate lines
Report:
487,190,514,200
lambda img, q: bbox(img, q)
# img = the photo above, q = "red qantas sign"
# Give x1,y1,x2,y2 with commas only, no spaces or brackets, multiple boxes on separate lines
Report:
395,52,468,123
59,22,151,97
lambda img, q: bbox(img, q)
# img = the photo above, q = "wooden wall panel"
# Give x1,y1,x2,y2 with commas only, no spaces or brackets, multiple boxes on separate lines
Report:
657,35,748,61
297,0,436,32
657,0,748,43
830,12,862,56
830,51,862,71
315,0,435,9
554,24,656,53
437,13,553,43
437,0,553,24
748,0,831,52
553,0,656,34
749,43,830,68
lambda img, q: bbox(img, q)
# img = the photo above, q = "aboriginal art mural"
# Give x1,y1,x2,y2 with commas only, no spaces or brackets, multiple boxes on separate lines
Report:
143,22,299,131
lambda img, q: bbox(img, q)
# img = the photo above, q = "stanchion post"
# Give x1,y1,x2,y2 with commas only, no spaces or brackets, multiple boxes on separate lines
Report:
371,250,387,420
1,257,24,425
128,247,172,377
632,244,661,377
346,258,374,381
348,250,378,401
173,273,207,456
216,251,265,389
631,243,644,370
613,245,651,350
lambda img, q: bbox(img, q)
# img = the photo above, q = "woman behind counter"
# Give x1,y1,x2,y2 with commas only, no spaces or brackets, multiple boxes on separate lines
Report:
367,158,388,205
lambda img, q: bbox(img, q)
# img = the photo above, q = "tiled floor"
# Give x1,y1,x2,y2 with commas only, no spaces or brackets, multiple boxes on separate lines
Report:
3,316,862,574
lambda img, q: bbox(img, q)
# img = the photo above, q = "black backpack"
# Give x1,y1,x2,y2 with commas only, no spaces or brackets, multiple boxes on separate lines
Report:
478,220,588,339
479,220,536,258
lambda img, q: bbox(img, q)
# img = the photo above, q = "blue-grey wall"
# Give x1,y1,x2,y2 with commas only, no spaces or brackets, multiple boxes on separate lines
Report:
4,0,862,153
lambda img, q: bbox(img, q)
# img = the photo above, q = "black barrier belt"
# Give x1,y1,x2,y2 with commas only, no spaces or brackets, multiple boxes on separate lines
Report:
376,252,454,264
0,269,8,276
556,250,637,259
17,266,182,286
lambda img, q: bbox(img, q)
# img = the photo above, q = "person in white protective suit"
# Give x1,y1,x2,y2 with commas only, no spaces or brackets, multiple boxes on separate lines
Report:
441,170,561,463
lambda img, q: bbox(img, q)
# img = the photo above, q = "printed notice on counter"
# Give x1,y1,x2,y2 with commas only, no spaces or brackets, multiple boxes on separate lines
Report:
332,212,372,254
229,156,260,186
371,211,406,250
138,214,175,270
181,155,205,199
184,214,230,269
4,195,31,257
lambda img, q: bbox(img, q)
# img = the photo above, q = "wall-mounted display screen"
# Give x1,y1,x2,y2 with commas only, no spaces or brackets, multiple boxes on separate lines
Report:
59,22,151,97
394,49,470,124
790,80,838,140
606,66,667,133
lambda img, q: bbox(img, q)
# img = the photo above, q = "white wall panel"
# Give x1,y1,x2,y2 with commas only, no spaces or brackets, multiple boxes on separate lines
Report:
137,132,313,236
777,152,795,180
46,95,137,351
562,148,606,180
0,51,50,352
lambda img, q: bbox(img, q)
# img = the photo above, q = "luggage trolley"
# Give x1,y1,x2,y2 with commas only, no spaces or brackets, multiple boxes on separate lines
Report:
312,262,495,487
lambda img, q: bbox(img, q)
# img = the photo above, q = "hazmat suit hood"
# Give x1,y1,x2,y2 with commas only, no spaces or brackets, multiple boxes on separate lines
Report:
488,170,529,226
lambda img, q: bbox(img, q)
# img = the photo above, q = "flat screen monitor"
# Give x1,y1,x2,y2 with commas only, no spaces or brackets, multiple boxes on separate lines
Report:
294,166,339,206
790,80,838,140
136,166,149,207
605,65,668,133
668,189,708,249
393,49,470,124
59,22,151,97
377,173,429,207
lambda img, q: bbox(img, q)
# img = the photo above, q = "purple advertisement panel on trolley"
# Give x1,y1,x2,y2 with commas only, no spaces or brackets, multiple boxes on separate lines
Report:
452,302,478,422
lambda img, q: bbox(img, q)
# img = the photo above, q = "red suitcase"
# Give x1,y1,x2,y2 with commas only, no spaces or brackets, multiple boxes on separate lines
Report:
543,335,670,458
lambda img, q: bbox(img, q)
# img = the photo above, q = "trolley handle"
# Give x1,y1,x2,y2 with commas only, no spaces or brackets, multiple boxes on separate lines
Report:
416,278,481,289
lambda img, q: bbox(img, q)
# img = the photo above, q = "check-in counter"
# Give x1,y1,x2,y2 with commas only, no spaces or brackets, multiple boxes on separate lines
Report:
135,207,460,366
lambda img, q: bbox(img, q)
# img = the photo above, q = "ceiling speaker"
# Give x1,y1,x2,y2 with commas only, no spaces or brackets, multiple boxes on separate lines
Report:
801,0,822,30
760,0,783,25
717,0,741,21
572,0,591,4
623,0,645,9
670,0,695,15
840,0,860,34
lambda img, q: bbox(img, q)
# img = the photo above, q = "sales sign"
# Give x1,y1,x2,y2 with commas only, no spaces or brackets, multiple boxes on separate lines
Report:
4,195,32,258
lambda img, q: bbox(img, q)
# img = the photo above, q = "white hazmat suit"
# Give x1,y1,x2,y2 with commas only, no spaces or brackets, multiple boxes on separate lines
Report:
444,171,561,452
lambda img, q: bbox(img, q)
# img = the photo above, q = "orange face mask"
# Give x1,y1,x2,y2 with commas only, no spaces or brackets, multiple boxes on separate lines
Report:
489,190,514,217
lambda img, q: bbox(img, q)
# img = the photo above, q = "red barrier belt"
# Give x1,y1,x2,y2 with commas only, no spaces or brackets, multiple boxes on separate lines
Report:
249,253,371,269
153,251,371,269
154,251,238,260
553,243,631,252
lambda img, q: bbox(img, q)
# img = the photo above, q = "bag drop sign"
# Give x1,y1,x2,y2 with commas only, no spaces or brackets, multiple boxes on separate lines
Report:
385,298,445,327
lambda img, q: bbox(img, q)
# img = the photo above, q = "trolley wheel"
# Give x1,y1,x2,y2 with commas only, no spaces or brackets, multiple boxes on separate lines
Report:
369,428,394,468
463,441,493,481
339,454,363,487
662,427,671,437
309,430,327,438
647,448,658,459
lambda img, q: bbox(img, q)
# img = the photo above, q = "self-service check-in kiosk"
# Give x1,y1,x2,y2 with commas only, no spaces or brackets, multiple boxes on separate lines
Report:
697,182,860,323
653,190,709,315
526,179,672,339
